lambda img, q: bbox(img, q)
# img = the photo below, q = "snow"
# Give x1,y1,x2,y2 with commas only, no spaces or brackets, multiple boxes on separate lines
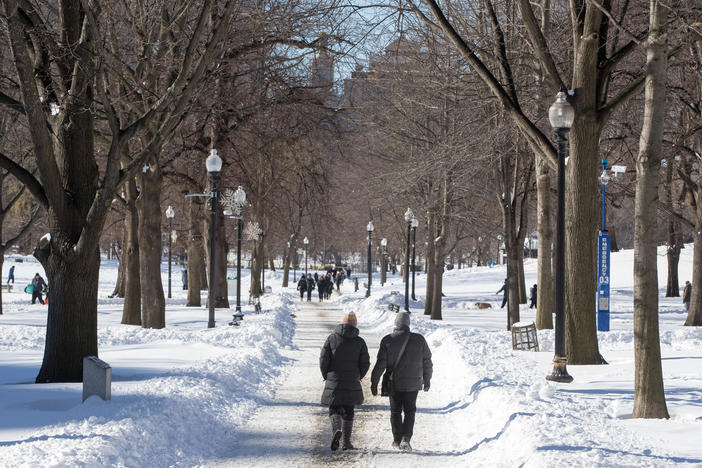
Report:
1,246,702,467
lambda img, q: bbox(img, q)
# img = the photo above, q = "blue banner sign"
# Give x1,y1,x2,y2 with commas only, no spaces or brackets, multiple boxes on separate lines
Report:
597,231,610,331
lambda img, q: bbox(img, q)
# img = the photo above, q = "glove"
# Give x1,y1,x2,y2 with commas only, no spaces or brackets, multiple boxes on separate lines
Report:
371,384,378,396
423,382,430,392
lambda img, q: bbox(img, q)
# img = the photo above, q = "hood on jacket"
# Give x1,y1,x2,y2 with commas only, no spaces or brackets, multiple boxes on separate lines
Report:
335,323,359,338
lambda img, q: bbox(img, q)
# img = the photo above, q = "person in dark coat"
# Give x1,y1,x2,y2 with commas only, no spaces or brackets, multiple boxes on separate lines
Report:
370,312,432,453
320,312,370,451
297,276,307,301
325,272,334,298
497,279,508,308
7,265,15,284
683,281,691,311
317,275,326,302
31,273,47,304
305,274,315,302
529,284,537,309
181,268,188,290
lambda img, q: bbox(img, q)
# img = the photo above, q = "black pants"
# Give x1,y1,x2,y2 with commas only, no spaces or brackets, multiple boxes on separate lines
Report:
329,405,355,420
7,276,14,284
501,296,507,308
32,290,44,304
389,390,418,443
299,289,305,300
307,289,312,301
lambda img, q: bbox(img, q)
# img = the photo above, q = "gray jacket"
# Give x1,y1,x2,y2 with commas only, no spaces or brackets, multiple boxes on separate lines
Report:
371,327,432,392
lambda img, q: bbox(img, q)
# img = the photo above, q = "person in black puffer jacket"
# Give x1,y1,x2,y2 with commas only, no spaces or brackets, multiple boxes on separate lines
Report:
370,312,432,453
320,312,370,451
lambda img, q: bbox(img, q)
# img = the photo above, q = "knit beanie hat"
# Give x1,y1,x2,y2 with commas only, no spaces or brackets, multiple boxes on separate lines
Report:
343,312,358,327
395,312,411,329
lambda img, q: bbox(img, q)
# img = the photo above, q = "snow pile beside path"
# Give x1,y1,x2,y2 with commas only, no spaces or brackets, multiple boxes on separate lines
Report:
0,294,298,468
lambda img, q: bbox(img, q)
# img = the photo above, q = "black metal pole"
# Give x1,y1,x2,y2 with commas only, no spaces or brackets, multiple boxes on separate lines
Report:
366,231,372,297
546,128,573,383
236,216,242,313
411,226,417,301
168,217,172,299
305,246,308,276
381,246,386,286
404,222,411,311
208,174,218,328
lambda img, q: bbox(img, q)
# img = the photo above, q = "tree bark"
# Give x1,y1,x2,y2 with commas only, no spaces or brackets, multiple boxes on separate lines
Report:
187,197,205,307
424,212,436,315
429,256,443,320
665,161,682,296
137,163,166,329
111,232,125,298
517,243,527,304
535,155,554,329
685,133,702,325
632,0,669,419
121,178,141,325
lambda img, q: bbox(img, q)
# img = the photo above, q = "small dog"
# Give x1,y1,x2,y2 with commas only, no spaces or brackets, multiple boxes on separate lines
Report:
474,302,492,309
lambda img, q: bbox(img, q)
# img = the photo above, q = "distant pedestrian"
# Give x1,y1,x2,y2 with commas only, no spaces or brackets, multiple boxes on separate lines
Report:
370,312,432,453
306,274,315,302
529,284,537,309
7,265,15,284
181,268,188,290
497,279,508,308
320,312,370,451
683,281,691,312
297,276,307,301
317,275,326,302
325,273,334,299
354,276,359,292
31,273,47,305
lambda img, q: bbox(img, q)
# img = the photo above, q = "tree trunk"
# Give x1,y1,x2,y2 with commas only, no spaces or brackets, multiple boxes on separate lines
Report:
187,197,205,307
424,212,436,315
685,135,702,326
250,239,263,298
35,242,100,383
632,0,669,419
137,164,166,329
565,115,602,364
665,160,682,297
430,250,444,320
517,247,527,304
111,231,125,298
121,178,141,325
506,239,521,328
0,255,4,315
210,208,229,308
535,155,554,329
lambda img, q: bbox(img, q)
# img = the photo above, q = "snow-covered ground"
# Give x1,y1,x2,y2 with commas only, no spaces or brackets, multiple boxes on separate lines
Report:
1,246,701,467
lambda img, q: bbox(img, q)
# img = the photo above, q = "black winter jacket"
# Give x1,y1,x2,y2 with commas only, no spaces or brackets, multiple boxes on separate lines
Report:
297,277,307,292
371,327,432,392
320,324,370,406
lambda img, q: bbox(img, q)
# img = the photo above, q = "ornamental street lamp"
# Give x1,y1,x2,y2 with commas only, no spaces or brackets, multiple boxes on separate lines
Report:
411,217,419,301
303,237,309,276
546,91,574,383
222,185,246,320
165,205,175,299
404,208,414,311
598,159,611,332
205,149,222,328
381,238,387,286
366,221,374,297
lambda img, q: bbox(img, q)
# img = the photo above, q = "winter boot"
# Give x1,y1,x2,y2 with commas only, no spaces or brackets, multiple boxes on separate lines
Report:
399,437,412,453
342,419,355,450
330,414,342,451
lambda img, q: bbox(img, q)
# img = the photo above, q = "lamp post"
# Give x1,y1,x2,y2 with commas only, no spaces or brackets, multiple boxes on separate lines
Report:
381,238,387,286
366,221,374,297
261,230,265,294
411,217,419,301
303,237,309,276
403,208,413,311
597,160,612,332
165,205,175,299
222,185,246,320
205,149,222,328
546,91,574,383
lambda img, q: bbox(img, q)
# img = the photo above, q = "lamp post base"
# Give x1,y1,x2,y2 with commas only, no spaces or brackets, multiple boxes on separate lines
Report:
207,320,215,329
545,356,573,383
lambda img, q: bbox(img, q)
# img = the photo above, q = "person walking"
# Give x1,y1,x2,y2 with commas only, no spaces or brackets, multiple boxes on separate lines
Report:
7,265,15,284
317,275,326,302
320,312,370,451
31,273,47,305
529,284,537,309
181,267,188,290
496,279,508,308
325,272,334,299
297,275,307,301
305,274,315,302
370,312,432,453
683,280,691,312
